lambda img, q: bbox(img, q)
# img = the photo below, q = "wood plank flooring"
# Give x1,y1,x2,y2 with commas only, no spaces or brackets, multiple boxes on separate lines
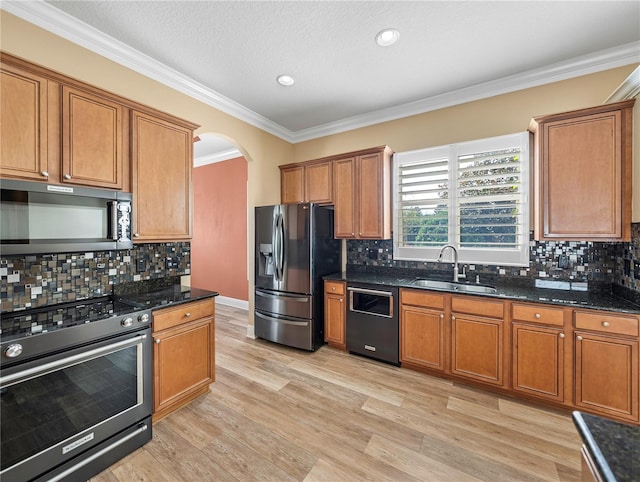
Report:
91,304,583,481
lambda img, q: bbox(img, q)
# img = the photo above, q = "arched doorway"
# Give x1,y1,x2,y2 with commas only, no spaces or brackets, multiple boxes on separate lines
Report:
191,133,249,308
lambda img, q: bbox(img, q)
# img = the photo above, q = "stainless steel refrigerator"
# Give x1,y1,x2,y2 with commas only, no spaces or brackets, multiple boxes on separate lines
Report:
255,203,341,351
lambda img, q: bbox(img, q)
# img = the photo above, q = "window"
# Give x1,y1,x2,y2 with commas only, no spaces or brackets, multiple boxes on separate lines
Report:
393,132,530,266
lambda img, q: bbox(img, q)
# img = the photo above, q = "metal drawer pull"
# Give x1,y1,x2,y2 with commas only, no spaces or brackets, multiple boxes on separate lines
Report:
601,321,610,327
576,335,583,341
535,313,541,319
559,333,565,338
185,312,191,318
41,171,49,177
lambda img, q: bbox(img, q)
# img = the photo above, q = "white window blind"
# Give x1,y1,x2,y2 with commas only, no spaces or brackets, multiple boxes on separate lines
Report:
393,132,529,266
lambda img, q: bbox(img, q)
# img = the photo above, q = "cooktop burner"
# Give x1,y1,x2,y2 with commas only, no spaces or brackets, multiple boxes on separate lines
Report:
0,297,139,341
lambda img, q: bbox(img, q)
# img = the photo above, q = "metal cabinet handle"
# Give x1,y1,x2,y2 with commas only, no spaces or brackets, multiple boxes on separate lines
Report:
332,287,336,291
451,315,456,321
155,339,160,344
559,333,565,338
576,335,583,341
602,321,610,327
41,171,49,177
339,298,343,302
185,313,191,318
440,314,444,319
535,313,541,319
64,174,72,180
134,233,140,237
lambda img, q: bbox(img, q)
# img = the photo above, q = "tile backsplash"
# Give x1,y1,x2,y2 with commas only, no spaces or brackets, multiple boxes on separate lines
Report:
1,243,190,311
347,224,640,293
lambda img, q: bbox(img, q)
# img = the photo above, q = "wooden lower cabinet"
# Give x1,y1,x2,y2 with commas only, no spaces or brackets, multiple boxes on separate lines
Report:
512,323,565,402
324,281,346,349
451,313,503,386
400,289,446,371
575,331,638,422
152,298,215,421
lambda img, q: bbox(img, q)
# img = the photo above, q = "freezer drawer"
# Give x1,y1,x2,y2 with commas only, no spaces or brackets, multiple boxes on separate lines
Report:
255,289,313,320
254,311,313,351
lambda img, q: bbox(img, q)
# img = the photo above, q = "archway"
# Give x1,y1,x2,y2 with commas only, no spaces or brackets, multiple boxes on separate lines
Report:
191,133,249,309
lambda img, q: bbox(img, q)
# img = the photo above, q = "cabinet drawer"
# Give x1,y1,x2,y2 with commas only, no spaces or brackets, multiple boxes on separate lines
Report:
325,281,345,296
153,298,215,332
512,303,564,326
574,311,639,337
452,296,504,319
400,289,445,310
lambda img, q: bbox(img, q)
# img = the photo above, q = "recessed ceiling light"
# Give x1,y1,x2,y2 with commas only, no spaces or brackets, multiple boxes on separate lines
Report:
375,28,399,47
277,74,295,86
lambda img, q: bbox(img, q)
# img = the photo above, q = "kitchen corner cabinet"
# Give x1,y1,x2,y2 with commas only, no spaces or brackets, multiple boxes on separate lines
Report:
280,160,333,204
574,310,639,423
530,99,635,241
131,110,198,242
450,296,505,386
511,303,567,403
324,280,346,349
400,289,446,371
334,146,393,239
152,298,216,422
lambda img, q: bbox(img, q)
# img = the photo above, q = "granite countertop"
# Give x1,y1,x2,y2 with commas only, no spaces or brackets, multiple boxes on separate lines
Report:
573,411,640,482
113,277,218,310
324,271,640,314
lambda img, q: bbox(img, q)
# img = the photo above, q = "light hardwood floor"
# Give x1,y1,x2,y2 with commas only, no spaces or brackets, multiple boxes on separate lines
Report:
91,304,582,481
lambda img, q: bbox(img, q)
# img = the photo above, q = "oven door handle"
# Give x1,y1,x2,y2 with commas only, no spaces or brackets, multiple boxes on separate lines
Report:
347,287,393,297
0,334,147,387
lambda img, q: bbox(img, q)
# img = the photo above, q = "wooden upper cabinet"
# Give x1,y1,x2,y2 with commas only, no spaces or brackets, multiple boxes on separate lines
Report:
131,110,197,242
0,62,52,181
333,146,393,239
280,160,332,204
333,156,357,238
530,99,634,241
280,165,304,203
61,85,125,189
305,161,332,204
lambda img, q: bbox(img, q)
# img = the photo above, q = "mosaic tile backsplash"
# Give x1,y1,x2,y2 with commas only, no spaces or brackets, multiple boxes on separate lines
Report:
347,224,640,293
1,243,190,311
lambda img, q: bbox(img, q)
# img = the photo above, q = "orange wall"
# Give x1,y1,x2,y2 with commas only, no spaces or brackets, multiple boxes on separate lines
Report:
192,157,248,301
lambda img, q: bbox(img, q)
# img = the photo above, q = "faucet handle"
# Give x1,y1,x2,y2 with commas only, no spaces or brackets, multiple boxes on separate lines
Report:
458,265,466,279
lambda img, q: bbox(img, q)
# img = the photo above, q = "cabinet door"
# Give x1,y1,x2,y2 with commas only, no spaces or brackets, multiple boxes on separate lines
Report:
0,64,50,181
281,165,304,204
451,314,503,386
357,152,385,239
132,111,193,241
305,161,332,204
325,293,345,348
512,323,564,402
333,157,357,238
400,305,445,371
538,105,630,241
575,332,638,422
153,317,215,415
61,86,124,189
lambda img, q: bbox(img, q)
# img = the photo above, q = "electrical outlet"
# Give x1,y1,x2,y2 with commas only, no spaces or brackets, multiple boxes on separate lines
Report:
136,259,146,273
558,255,569,269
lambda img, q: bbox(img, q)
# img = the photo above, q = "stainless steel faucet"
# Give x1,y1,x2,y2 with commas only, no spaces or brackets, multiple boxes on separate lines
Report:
437,244,459,282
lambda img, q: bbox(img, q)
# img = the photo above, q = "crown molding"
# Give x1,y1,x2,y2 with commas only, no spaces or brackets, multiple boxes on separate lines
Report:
194,148,243,167
605,65,640,103
4,1,639,145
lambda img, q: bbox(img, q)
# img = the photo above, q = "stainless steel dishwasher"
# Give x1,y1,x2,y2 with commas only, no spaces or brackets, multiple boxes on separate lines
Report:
346,283,399,365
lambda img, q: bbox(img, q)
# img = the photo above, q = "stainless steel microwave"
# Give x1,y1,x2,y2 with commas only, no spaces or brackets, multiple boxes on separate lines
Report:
0,179,133,255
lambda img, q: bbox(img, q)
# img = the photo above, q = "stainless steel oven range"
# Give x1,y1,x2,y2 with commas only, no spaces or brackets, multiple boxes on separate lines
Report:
0,297,153,482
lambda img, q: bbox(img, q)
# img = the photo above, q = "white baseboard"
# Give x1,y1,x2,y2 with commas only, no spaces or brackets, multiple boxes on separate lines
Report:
215,296,249,310
246,324,256,339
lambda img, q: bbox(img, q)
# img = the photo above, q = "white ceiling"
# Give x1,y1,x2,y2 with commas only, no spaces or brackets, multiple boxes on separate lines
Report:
3,1,640,154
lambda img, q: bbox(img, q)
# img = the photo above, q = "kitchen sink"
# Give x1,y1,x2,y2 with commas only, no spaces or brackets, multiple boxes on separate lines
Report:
412,279,498,294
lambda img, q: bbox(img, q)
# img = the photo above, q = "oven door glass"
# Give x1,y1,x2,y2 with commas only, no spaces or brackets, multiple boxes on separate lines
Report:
349,288,393,317
0,331,150,480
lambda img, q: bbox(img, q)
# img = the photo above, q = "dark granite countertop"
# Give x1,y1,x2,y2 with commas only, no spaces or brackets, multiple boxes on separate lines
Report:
573,411,640,482
324,271,640,314
113,277,218,310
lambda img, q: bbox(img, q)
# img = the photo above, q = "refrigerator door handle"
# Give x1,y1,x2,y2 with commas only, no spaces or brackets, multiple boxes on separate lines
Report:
272,211,281,281
255,311,309,327
255,289,310,303
275,213,285,281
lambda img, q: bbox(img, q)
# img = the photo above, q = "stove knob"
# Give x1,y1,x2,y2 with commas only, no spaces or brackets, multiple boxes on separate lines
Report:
121,317,134,327
4,344,23,359
138,313,150,324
